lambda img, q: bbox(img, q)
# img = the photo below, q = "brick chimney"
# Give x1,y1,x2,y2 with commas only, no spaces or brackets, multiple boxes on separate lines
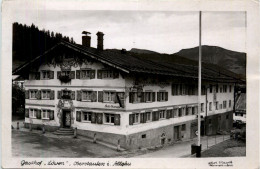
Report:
82,31,91,47
96,32,104,50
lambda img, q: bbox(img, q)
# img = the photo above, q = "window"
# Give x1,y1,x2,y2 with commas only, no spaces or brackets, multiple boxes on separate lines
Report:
42,109,50,119
182,107,186,116
220,86,223,93
145,92,153,102
229,100,232,108
103,70,114,78
104,91,116,102
172,84,179,95
219,104,222,109
82,91,93,101
104,113,115,124
157,92,168,101
133,113,140,124
141,134,146,139
83,112,92,122
229,85,232,92
181,124,186,131
173,109,178,117
61,71,70,76
42,71,51,79
223,85,227,93
209,102,212,111
192,107,195,115
30,90,37,99
146,112,151,121
29,109,37,118
159,110,166,119
80,70,91,79
201,103,204,112
216,84,219,93
226,115,229,119
215,102,219,110
42,90,50,99
223,101,227,109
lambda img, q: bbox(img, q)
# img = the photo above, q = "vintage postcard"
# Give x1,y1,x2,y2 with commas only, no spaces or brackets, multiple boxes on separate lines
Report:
1,0,259,168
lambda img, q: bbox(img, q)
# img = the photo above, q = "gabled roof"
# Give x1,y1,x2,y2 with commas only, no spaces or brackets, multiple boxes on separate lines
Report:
13,40,245,83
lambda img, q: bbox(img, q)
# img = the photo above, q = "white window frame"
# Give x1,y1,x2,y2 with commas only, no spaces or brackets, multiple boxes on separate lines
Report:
215,102,219,110
229,100,232,108
102,70,114,79
42,109,50,119
82,112,92,122
158,92,167,101
30,90,37,99
80,70,91,79
103,91,115,103
159,110,166,119
209,102,212,111
223,85,227,93
29,109,37,118
133,113,140,124
146,112,151,122
145,92,153,102
201,103,204,112
41,90,51,99
82,90,92,101
42,70,50,79
223,101,227,109
104,113,115,124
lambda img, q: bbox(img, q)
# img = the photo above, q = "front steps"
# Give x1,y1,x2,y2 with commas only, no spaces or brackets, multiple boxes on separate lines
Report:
53,128,74,136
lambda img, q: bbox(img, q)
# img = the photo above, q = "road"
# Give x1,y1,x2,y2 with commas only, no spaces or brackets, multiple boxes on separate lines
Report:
133,135,230,158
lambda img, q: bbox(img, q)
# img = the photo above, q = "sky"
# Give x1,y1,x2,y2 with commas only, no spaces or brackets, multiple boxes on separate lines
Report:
12,10,246,54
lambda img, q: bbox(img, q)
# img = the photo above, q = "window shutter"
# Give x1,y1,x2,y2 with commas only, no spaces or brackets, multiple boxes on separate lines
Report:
92,91,97,102
141,92,145,102
97,70,102,79
76,111,81,122
166,110,171,119
98,91,103,102
57,71,61,79
129,114,134,125
157,92,160,101
69,71,75,79
76,70,80,79
25,109,29,118
116,92,125,108
152,111,156,121
91,112,96,123
50,90,55,100
25,90,29,99
129,92,133,103
36,72,40,80
143,113,147,123
165,92,168,101
140,113,144,123
156,111,159,121
90,70,95,79
71,91,75,100
151,92,155,102
49,71,54,79
113,71,119,79
76,90,82,101
114,93,119,103
186,106,189,115
96,113,103,124
58,91,62,99
49,110,54,120
36,90,41,100
114,114,120,125
36,109,41,119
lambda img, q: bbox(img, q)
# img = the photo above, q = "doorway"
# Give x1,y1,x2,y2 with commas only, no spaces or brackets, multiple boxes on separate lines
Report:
63,110,71,128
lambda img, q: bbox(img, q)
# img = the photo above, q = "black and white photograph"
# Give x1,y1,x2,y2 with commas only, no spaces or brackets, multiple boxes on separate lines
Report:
2,0,259,168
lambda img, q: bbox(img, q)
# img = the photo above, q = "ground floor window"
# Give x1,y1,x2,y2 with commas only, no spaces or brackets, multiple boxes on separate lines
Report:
42,90,51,99
192,107,195,115
29,109,37,118
83,112,92,122
42,109,50,119
104,91,116,102
104,113,115,124
173,109,178,117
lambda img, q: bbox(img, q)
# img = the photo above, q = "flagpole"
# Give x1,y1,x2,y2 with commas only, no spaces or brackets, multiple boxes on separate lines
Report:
197,10,202,155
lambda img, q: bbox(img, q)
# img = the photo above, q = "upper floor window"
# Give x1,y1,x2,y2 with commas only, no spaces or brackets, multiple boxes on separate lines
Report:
209,102,212,111
133,113,140,124
201,103,204,112
219,104,222,109
178,108,182,117
82,90,93,101
229,100,232,107
42,90,51,99
129,92,155,103
215,101,219,110
172,84,196,96
97,69,119,79
104,91,116,102
159,110,166,119
57,71,75,83
181,124,186,131
30,90,37,99
58,90,75,100
223,85,227,93
173,109,178,117
157,91,168,101
104,113,115,124
223,100,227,109
76,69,95,79
29,72,40,80
229,85,232,92
41,70,54,80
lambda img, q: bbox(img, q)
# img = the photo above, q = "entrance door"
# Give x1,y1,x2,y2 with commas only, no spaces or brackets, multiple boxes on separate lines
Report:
63,110,71,128
174,126,180,141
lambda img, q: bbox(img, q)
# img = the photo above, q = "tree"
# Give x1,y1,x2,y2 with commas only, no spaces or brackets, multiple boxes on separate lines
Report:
12,83,25,114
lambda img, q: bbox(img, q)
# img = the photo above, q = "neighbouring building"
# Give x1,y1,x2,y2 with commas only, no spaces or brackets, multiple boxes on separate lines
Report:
12,31,244,150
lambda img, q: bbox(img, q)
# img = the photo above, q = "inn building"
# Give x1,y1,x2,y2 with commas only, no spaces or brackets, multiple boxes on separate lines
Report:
13,32,244,149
